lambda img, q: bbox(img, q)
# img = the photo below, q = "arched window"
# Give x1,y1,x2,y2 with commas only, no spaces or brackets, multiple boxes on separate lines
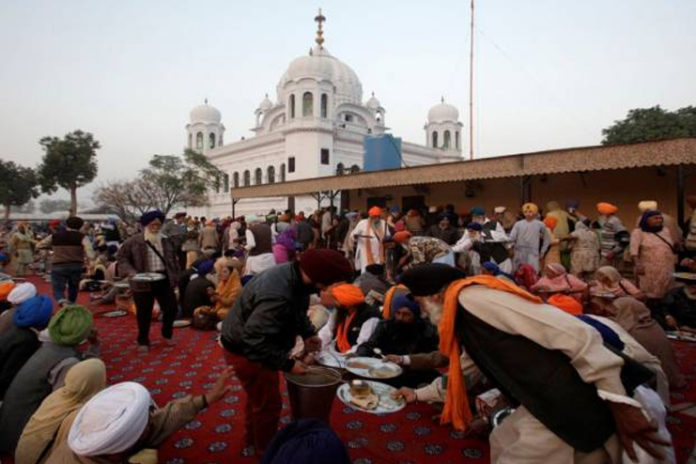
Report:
289,94,296,119
280,163,286,182
243,170,250,186
455,131,460,150
431,131,438,148
196,132,204,150
336,162,345,175
223,173,229,192
444,130,451,149
188,133,192,148
321,94,328,118
209,133,216,149
255,168,262,185
233,172,239,188
302,92,313,117
267,166,275,184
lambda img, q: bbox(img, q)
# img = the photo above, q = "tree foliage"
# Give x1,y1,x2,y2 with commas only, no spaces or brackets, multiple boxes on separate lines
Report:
602,105,696,145
37,130,100,215
0,160,40,219
39,199,73,214
93,149,222,218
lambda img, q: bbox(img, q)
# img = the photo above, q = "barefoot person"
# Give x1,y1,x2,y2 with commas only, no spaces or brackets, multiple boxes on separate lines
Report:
117,210,181,351
220,249,353,454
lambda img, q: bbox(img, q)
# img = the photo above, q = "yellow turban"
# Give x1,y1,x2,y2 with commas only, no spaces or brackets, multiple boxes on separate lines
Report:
522,203,538,214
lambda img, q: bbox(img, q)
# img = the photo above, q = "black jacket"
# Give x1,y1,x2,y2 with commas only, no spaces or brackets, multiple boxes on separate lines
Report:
220,263,315,371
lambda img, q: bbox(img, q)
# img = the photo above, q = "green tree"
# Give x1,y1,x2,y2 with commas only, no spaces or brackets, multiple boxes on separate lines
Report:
0,160,40,220
602,105,696,145
93,150,222,218
37,130,100,216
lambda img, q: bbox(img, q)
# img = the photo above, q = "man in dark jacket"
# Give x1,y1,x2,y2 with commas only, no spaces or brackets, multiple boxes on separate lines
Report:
220,249,353,454
117,210,181,350
37,216,95,304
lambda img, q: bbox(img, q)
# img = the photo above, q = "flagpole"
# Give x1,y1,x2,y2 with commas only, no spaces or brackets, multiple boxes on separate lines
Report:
469,0,475,160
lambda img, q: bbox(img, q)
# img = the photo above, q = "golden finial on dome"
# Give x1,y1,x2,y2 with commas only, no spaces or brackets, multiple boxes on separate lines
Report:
314,8,326,48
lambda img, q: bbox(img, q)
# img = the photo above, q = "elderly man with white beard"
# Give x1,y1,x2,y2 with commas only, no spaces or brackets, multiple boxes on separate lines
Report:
392,263,671,463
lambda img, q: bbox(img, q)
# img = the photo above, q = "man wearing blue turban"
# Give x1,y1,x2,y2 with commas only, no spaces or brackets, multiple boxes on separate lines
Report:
355,292,439,387
117,210,181,351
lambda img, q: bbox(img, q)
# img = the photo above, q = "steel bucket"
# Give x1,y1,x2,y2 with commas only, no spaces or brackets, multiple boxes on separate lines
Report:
284,366,342,423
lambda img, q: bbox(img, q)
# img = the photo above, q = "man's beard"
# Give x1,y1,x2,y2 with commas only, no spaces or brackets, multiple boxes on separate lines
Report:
422,298,444,325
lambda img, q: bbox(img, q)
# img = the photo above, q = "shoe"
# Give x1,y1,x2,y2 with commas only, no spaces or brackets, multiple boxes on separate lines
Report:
137,344,149,354
164,338,177,347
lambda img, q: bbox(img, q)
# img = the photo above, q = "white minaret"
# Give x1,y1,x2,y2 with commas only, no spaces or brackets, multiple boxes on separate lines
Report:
186,99,225,155
424,97,463,156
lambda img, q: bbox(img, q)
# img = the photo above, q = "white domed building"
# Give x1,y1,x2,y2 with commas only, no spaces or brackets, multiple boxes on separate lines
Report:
188,10,463,217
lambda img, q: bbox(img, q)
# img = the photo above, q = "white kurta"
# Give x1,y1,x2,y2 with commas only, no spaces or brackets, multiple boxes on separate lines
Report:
349,219,389,273
416,286,672,463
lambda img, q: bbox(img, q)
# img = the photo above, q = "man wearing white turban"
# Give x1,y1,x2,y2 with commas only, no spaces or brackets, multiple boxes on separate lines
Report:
7,283,37,305
45,369,233,462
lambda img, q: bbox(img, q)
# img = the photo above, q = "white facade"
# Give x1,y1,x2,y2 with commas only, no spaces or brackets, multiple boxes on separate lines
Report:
188,12,463,218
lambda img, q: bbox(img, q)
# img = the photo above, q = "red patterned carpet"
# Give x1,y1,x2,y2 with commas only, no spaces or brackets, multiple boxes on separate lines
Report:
2,276,695,463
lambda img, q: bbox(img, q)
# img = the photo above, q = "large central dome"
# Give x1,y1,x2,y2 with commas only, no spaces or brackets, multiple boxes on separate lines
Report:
277,45,363,105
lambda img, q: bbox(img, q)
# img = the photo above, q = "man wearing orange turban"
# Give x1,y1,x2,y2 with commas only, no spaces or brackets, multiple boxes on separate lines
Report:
349,206,390,273
596,202,627,267
317,284,381,353
395,263,671,462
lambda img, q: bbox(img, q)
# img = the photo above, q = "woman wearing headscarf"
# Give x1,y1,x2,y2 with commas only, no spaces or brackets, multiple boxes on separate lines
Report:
0,295,53,401
317,284,381,353
273,228,297,264
591,266,644,300
563,220,600,279
630,210,676,300
45,370,233,463
542,216,561,268
588,293,686,390
0,305,96,454
213,259,242,320
14,358,107,464
531,263,588,303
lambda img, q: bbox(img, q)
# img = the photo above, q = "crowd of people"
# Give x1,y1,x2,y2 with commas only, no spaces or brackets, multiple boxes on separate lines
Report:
0,194,695,463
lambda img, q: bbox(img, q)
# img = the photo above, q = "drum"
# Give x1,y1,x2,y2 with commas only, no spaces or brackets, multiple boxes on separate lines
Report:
129,272,166,293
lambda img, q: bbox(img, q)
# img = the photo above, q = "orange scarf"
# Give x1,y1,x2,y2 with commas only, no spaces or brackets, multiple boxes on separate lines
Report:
382,284,407,319
335,310,357,353
440,275,542,431
364,219,385,266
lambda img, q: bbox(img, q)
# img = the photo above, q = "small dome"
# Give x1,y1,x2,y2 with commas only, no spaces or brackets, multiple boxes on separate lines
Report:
427,97,459,123
366,92,381,110
277,46,363,105
258,94,273,112
190,100,221,124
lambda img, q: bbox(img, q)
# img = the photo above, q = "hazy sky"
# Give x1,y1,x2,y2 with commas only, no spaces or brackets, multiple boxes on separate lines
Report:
1,0,694,202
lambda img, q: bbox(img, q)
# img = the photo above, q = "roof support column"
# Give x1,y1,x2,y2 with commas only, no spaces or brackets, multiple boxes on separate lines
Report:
520,176,532,205
677,164,685,227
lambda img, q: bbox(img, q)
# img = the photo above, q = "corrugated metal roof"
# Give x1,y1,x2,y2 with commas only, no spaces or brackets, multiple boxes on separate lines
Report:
230,138,696,199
